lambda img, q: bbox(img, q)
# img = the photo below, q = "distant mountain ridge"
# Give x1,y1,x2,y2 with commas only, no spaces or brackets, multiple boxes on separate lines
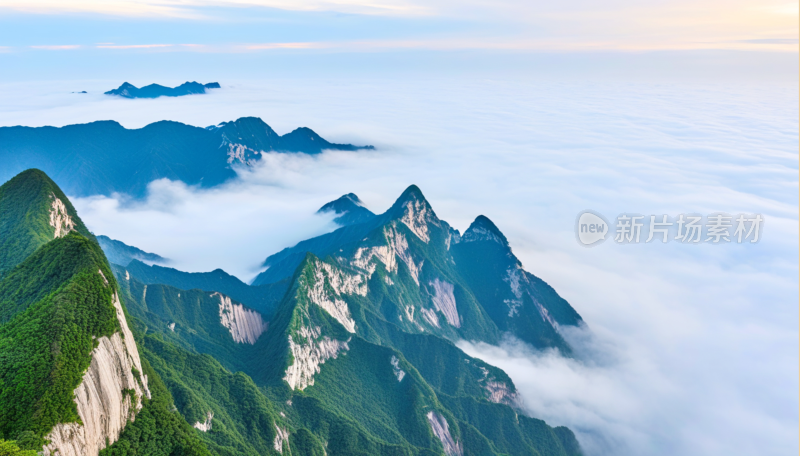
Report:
105,81,220,99
96,235,167,267
120,259,288,316
0,117,374,197
317,193,376,226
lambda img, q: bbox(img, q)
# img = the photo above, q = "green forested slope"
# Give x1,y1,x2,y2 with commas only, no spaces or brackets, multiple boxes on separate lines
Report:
100,357,213,456
0,170,211,455
0,169,93,277
122,260,288,316
113,268,266,377
114,250,583,455
0,233,119,440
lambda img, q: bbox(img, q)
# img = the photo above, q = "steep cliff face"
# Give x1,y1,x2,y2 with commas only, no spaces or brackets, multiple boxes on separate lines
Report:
306,259,364,333
193,411,214,432
390,355,406,382
484,381,522,407
426,411,463,456
399,198,434,243
215,292,268,344
429,278,460,328
42,292,151,456
48,194,75,238
273,424,290,453
284,326,349,390
350,224,423,285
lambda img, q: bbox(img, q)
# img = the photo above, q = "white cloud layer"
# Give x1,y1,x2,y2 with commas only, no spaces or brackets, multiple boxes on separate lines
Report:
0,78,796,455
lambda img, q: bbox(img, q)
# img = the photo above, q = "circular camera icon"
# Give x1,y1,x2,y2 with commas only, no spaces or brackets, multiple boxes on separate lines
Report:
575,210,609,247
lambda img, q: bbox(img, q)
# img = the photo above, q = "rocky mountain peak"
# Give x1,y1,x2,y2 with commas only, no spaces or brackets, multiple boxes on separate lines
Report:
462,215,509,246
387,185,433,216
386,185,439,243
318,193,375,226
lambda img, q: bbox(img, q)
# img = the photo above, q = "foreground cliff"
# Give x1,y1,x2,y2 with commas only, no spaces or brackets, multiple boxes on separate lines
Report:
41,290,151,456
0,170,206,456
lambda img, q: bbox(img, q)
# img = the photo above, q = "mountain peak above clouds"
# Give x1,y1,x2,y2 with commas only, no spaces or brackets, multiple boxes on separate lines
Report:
318,193,376,226
0,118,375,197
386,185,435,218
385,184,440,242
214,116,281,157
462,214,510,246
104,81,220,99
279,126,375,154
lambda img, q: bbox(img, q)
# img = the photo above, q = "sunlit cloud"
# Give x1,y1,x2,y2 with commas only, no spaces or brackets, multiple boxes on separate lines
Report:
0,0,796,52
30,44,82,50
96,43,173,49
14,38,797,54
0,0,430,18
0,0,203,19
244,42,329,50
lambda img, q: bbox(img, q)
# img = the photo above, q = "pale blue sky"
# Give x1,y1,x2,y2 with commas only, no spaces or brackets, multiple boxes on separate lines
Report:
0,0,797,81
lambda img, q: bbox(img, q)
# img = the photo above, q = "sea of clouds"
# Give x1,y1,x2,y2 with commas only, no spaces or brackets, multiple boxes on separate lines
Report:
0,77,796,456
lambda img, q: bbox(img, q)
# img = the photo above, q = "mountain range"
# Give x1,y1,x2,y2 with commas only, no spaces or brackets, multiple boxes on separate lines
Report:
0,117,374,197
0,168,585,456
105,81,221,99
96,236,168,267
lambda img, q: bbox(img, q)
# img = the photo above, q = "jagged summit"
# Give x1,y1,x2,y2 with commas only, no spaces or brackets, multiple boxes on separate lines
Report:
394,184,426,204
214,117,281,155
383,185,440,242
318,193,375,226
386,185,435,217
462,215,509,246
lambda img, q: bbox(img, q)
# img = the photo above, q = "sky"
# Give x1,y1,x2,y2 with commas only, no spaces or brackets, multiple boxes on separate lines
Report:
0,0,797,81
0,2,798,456
0,0,798,51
